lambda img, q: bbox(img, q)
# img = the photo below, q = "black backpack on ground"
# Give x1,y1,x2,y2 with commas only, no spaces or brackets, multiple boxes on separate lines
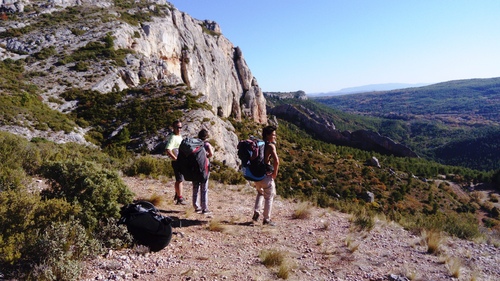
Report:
118,201,172,252
177,137,209,182
237,137,273,181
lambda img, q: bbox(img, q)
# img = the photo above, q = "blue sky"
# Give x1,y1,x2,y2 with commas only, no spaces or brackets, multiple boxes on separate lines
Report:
167,1,500,94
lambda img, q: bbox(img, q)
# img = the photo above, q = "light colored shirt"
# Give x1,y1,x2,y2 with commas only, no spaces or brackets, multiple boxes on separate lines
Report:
166,134,183,157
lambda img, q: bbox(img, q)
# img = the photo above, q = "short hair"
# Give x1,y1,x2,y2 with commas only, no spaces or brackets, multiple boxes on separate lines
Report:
172,120,181,127
262,125,277,140
198,129,209,140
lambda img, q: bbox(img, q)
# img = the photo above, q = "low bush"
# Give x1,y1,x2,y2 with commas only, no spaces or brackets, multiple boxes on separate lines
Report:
124,155,173,178
0,146,135,279
40,160,134,231
209,159,246,185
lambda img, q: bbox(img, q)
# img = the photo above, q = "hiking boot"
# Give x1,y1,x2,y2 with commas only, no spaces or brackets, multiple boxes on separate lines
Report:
202,209,212,215
176,197,187,205
252,211,260,222
263,219,276,226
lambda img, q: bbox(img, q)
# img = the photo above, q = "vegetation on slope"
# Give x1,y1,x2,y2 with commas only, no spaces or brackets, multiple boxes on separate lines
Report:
0,59,77,133
315,77,500,124
311,78,500,171
1,2,499,280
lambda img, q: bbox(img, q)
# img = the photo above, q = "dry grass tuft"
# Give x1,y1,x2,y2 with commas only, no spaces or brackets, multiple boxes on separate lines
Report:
207,219,226,232
422,229,443,254
445,256,462,278
134,194,163,207
184,208,195,218
470,270,481,281
259,248,293,279
260,249,286,268
320,219,330,230
316,237,324,246
292,202,312,220
400,266,419,281
345,234,360,253
147,193,163,206
133,245,150,255
276,262,290,279
351,209,374,231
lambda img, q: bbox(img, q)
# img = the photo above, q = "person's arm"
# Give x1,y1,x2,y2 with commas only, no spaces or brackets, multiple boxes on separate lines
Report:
205,143,213,158
164,135,178,160
269,143,279,179
165,149,177,160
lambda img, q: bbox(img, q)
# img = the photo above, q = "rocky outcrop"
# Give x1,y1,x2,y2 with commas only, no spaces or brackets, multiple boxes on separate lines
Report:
0,1,267,123
268,104,418,157
109,5,267,124
264,90,308,100
0,0,267,168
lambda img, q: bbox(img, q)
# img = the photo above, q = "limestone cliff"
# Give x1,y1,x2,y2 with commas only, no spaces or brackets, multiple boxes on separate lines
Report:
0,0,267,168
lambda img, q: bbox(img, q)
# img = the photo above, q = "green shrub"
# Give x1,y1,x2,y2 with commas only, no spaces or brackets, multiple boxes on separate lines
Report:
40,160,134,230
124,155,173,178
33,46,57,60
0,133,138,279
0,188,40,264
28,219,102,280
93,217,133,249
398,211,480,240
209,159,246,185
0,167,28,191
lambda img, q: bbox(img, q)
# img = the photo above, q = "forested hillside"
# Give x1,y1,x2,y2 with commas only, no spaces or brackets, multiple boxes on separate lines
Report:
313,77,500,171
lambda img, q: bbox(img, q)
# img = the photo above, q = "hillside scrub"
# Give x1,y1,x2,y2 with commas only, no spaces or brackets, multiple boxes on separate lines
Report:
0,117,499,279
60,84,209,149
0,59,76,133
312,78,500,171
0,133,134,279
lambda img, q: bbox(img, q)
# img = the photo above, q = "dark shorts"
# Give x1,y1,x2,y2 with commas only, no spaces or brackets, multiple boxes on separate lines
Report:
171,160,184,182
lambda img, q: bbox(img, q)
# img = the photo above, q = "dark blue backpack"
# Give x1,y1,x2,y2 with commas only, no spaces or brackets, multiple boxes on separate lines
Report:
237,137,272,181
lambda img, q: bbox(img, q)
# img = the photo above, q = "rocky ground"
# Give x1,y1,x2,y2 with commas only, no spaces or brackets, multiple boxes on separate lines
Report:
82,177,500,281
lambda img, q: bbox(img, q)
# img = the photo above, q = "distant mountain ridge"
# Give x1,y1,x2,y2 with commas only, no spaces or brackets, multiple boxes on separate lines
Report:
314,77,500,125
309,82,432,97
312,77,500,171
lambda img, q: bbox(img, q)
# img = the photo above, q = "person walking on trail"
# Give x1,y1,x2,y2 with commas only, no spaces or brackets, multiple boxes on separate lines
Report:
165,120,186,205
252,125,280,226
192,129,214,215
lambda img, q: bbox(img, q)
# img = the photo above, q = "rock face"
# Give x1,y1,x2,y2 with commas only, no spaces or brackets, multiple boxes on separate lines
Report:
113,13,267,123
0,0,267,168
268,104,418,157
264,90,308,100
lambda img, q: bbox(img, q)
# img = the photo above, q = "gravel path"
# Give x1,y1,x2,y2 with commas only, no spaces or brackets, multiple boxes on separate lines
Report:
82,177,500,281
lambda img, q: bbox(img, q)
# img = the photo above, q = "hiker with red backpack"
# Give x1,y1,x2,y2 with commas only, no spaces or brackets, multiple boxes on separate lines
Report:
164,120,187,205
192,129,214,214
